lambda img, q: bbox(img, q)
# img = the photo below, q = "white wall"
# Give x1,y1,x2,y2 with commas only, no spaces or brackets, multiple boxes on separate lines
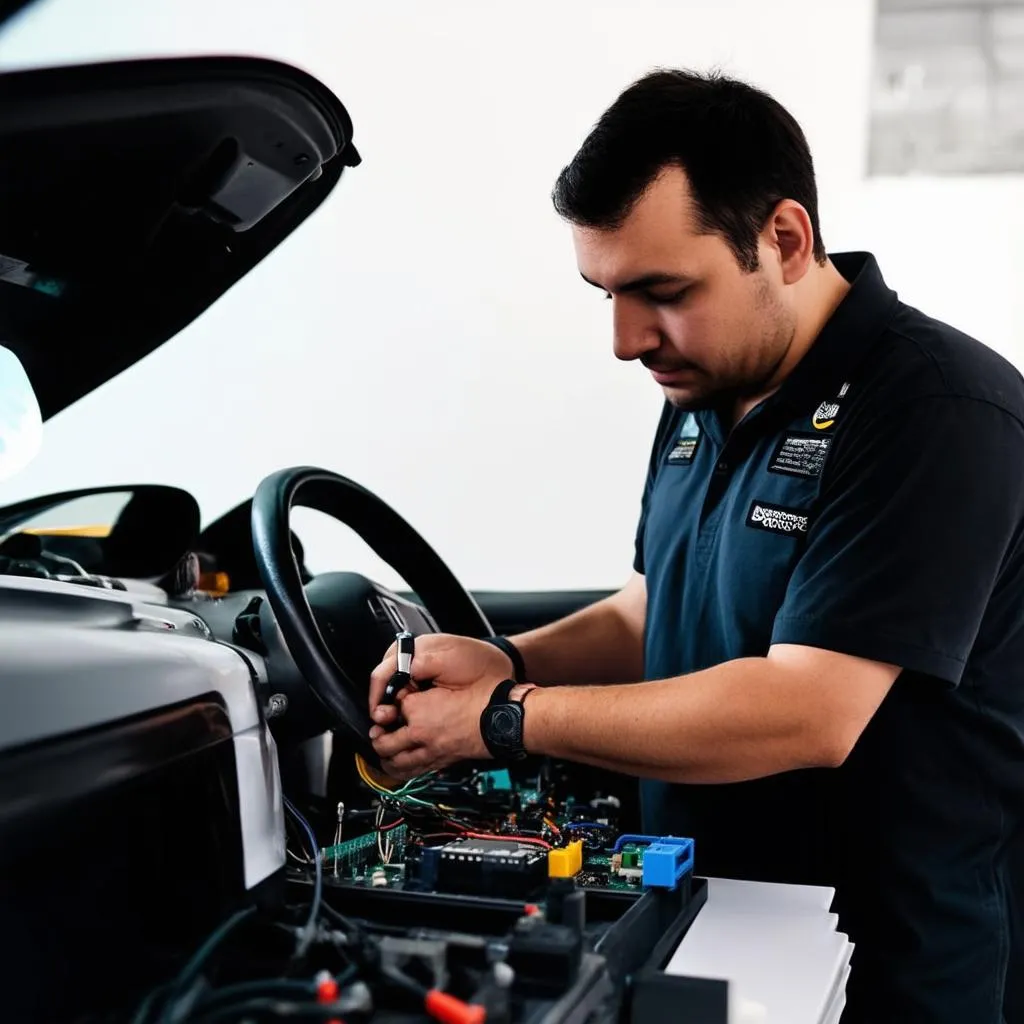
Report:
0,0,1020,591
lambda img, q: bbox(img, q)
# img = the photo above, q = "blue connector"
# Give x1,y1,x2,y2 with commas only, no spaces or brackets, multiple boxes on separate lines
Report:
640,836,695,890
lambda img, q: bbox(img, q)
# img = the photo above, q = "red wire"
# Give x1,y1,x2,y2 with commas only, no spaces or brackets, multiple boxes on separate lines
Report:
415,825,552,850
460,830,551,850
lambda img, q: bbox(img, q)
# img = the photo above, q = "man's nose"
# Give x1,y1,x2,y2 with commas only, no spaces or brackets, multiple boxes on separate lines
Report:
612,297,661,362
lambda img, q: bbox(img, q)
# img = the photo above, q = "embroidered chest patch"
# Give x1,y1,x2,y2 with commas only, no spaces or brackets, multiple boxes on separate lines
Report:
746,500,810,536
666,413,701,464
768,432,833,479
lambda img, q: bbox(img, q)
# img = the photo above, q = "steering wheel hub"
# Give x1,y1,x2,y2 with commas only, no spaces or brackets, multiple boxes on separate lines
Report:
250,466,492,766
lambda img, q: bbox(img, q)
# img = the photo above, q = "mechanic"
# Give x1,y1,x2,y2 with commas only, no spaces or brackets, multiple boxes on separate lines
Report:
367,69,1024,1024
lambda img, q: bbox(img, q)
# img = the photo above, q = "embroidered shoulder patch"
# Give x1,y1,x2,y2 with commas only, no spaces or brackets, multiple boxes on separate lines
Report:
746,500,811,536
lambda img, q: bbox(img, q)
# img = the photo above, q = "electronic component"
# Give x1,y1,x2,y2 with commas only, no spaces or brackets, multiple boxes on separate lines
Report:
611,848,644,882
641,837,694,890
545,878,586,934
548,839,583,878
476,768,513,792
330,801,345,876
413,838,548,899
507,919,583,996
321,826,409,877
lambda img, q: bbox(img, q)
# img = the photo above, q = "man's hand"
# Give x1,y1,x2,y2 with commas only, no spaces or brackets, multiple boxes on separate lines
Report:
367,634,514,778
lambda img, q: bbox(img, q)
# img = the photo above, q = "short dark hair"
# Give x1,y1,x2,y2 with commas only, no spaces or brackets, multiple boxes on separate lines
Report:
552,68,826,272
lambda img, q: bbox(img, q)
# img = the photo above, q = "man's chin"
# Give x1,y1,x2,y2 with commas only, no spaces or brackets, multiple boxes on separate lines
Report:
661,382,713,411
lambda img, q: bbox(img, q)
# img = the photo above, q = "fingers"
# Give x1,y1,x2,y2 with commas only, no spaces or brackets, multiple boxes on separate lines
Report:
368,640,398,711
369,641,444,719
408,647,440,682
368,698,408,738
381,747,437,779
370,720,418,761
370,703,400,729
370,689,430,756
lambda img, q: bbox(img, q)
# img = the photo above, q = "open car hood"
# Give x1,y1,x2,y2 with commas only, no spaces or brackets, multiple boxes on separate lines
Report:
0,50,359,419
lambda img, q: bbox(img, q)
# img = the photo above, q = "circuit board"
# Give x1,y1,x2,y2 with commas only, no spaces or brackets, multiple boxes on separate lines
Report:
300,762,694,904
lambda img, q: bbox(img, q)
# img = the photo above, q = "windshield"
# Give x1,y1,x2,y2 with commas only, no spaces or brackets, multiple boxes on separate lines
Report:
0,0,657,592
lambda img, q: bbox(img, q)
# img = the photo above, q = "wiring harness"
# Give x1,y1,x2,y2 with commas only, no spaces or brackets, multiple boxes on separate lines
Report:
129,795,492,1024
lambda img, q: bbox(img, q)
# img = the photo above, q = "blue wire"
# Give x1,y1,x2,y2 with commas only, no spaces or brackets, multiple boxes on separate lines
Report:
612,832,664,853
283,795,323,956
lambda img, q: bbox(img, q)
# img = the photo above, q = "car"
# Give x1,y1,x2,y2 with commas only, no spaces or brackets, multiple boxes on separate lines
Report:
0,8,712,1024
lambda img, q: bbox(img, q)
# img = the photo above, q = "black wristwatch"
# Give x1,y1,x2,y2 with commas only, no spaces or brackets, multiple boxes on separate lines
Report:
480,679,535,761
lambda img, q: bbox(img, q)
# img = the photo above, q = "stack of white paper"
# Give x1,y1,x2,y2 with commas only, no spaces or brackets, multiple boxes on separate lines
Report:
665,877,855,1024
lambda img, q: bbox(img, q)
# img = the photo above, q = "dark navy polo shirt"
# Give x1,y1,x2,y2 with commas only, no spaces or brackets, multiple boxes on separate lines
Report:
633,253,1024,1024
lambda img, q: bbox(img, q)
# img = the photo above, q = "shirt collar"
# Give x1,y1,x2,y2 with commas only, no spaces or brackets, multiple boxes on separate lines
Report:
768,251,900,417
693,252,899,444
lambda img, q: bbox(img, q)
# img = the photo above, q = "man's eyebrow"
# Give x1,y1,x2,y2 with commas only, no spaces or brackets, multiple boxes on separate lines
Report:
579,271,692,293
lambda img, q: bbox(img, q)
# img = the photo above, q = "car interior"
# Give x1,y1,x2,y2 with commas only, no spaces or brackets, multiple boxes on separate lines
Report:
0,33,700,1023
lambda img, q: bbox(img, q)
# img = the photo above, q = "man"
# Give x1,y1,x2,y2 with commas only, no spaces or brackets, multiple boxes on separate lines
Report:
368,69,1024,1023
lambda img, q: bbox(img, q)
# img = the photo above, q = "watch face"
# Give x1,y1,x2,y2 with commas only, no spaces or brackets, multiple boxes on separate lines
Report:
484,702,524,756
490,705,520,745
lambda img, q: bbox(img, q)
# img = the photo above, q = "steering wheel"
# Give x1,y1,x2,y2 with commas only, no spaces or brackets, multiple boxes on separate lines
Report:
250,466,493,767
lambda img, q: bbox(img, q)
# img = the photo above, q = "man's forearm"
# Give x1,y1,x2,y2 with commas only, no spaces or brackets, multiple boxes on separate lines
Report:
508,591,644,686
522,657,851,783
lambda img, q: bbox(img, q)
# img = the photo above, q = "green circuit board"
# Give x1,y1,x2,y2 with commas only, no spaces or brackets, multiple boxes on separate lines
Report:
311,832,650,894
291,764,667,900
319,826,409,882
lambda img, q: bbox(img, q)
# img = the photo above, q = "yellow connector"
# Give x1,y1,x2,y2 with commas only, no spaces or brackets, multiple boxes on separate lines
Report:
548,839,584,878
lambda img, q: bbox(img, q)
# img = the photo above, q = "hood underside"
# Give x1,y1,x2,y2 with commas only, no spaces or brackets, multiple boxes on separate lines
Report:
0,54,360,418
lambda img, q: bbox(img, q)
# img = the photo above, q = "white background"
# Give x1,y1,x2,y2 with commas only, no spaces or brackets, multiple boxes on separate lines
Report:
0,0,1021,590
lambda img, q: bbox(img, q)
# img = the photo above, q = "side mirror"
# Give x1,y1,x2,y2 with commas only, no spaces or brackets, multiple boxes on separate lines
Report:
0,346,42,480
0,484,200,580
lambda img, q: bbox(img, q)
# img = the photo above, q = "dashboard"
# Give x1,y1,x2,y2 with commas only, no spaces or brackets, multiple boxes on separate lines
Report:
0,477,713,1022
0,486,312,625
0,564,711,1024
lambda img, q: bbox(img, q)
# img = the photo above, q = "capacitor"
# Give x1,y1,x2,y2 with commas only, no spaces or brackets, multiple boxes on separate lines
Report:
331,802,345,876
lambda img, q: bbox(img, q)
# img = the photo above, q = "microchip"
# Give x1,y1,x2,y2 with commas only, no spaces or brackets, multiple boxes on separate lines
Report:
427,838,548,899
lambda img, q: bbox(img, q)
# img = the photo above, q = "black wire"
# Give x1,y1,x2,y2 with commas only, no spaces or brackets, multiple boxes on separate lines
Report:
382,963,427,997
193,979,314,1013
150,905,258,1024
283,796,322,959
318,900,365,940
129,981,171,1024
190,998,357,1022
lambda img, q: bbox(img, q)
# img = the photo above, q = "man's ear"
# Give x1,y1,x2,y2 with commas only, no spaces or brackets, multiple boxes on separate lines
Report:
763,199,816,285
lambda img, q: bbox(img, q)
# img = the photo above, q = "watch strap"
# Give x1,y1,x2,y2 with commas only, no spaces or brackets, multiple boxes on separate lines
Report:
481,635,526,682
488,677,518,706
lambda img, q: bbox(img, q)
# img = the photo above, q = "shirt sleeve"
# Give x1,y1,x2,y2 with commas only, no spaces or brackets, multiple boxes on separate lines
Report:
771,394,1024,685
633,402,676,575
